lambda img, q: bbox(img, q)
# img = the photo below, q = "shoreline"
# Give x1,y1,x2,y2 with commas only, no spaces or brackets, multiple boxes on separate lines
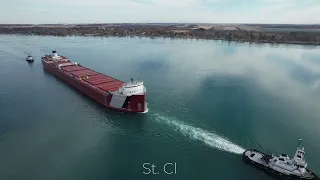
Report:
1,24,320,46
3,33,319,47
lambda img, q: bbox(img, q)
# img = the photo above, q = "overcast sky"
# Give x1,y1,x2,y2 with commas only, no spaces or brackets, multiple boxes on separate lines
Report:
1,0,319,24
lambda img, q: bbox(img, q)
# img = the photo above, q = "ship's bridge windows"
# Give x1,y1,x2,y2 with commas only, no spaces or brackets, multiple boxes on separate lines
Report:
250,153,255,157
279,158,285,161
297,155,302,159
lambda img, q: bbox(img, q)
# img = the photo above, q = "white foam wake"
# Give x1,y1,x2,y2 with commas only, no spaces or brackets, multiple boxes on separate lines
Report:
154,114,245,154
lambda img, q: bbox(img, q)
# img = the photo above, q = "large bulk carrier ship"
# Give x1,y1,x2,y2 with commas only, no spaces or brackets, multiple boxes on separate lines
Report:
42,50,147,113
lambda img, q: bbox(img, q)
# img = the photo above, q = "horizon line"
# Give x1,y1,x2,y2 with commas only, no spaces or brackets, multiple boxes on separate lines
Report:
1,23,320,25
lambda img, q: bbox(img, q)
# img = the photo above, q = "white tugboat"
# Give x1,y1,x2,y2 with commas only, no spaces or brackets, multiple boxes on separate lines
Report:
243,139,319,180
26,54,34,62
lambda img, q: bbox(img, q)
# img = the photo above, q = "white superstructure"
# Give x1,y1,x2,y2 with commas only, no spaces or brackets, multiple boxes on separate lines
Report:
50,50,69,61
117,78,146,96
52,49,60,57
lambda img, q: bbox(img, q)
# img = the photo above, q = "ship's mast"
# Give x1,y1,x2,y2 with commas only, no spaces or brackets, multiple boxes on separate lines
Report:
293,139,307,168
297,138,302,148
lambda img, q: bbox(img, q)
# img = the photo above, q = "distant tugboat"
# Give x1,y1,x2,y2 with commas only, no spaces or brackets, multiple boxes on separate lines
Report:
26,54,34,62
243,139,319,180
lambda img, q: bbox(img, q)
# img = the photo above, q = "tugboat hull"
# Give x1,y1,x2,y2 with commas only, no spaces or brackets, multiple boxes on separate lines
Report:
26,55,34,63
243,149,320,180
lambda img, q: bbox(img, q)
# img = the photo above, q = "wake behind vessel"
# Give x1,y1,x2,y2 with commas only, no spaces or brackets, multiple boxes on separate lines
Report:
243,139,319,180
41,50,147,113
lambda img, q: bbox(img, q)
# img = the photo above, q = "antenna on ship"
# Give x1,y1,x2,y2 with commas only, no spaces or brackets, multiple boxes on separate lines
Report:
130,77,134,82
297,138,302,148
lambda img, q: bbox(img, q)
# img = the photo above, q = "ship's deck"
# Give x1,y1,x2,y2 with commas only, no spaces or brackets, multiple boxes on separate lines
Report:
61,65,124,93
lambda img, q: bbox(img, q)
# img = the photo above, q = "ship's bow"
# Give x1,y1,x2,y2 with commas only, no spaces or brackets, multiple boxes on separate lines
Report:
114,79,147,113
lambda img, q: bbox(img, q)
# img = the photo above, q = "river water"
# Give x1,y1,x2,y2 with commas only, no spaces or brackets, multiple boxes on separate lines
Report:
0,35,320,180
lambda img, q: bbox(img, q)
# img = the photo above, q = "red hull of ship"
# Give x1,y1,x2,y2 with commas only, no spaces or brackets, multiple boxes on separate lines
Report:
41,60,146,113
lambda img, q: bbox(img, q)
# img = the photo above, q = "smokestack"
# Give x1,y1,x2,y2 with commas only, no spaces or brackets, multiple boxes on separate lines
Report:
52,50,58,57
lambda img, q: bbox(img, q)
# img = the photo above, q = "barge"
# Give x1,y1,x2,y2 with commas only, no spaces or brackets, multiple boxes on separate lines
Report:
41,50,147,113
